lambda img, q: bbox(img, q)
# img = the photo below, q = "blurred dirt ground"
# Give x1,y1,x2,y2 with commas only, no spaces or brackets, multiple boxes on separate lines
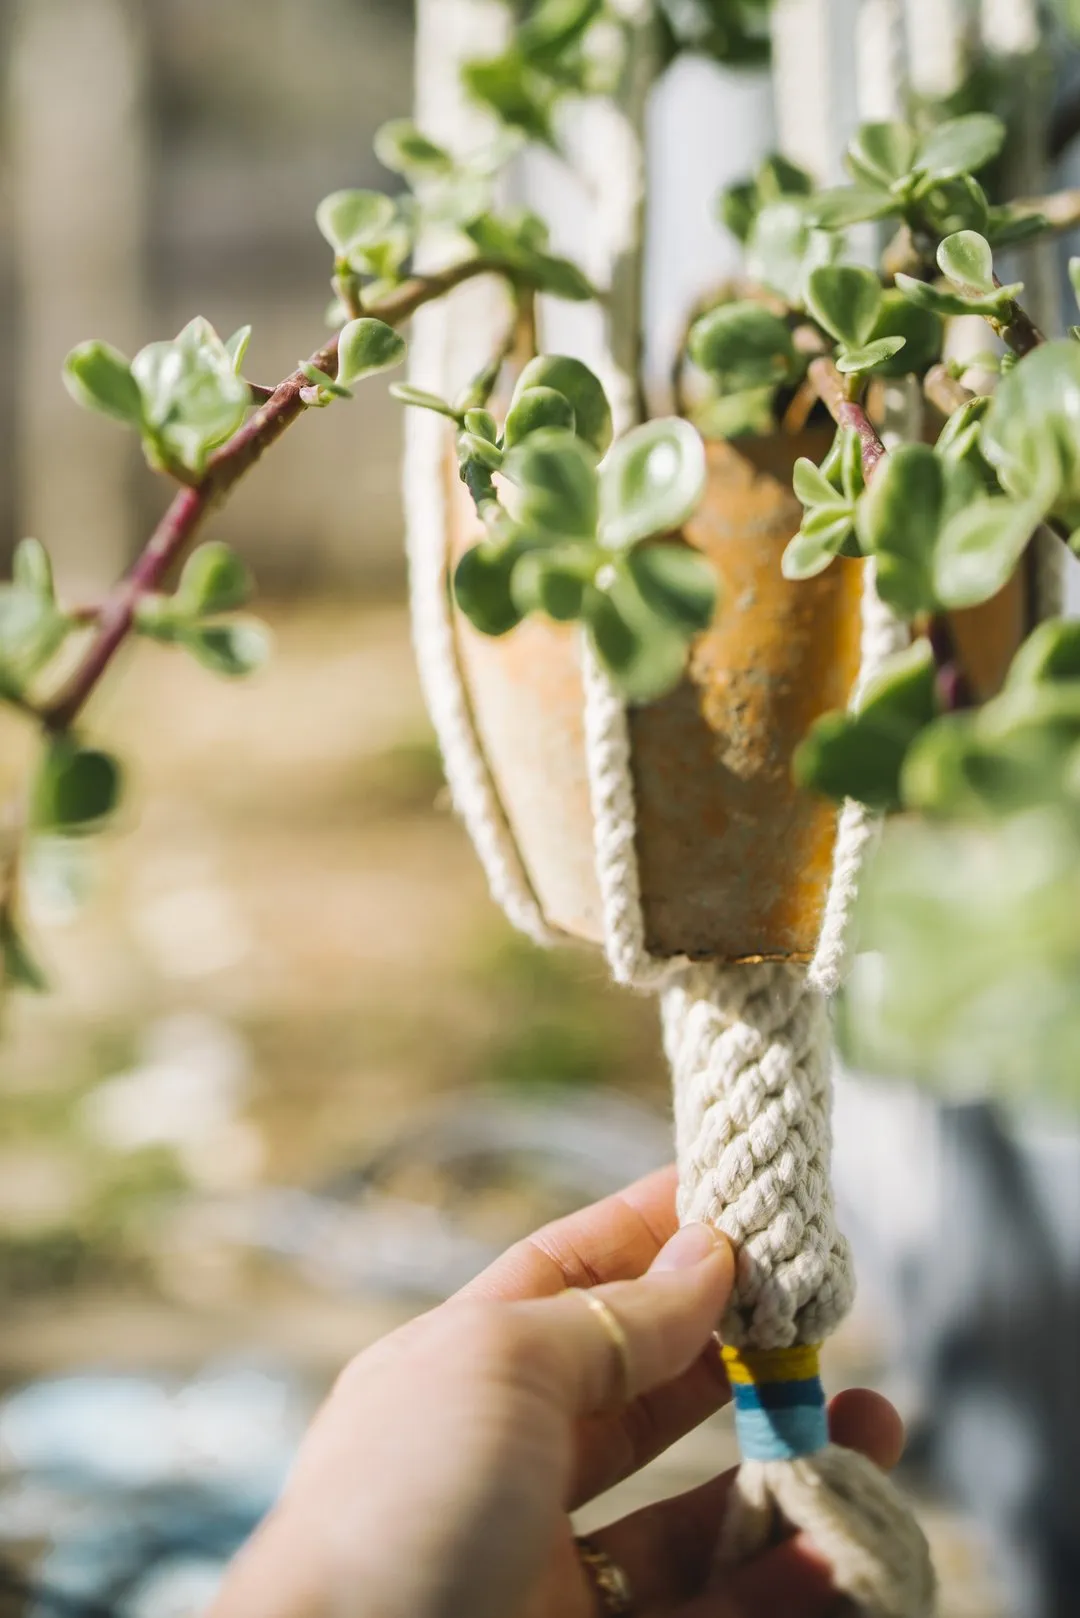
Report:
0,600,998,1615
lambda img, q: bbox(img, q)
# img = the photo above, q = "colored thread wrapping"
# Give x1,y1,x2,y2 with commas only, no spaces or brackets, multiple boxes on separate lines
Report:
722,1343,829,1463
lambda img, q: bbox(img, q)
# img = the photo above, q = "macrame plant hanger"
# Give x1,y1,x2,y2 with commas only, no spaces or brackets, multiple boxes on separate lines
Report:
403,2,1055,1613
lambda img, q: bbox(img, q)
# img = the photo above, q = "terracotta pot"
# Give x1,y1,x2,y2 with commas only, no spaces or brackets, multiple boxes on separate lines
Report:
446,430,1026,965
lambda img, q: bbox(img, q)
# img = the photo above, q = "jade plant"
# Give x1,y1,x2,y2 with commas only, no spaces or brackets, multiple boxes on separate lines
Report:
5,0,1080,1123
686,103,1080,1107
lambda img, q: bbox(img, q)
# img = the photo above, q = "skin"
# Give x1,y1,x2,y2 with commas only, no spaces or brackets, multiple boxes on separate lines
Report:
211,1165,904,1618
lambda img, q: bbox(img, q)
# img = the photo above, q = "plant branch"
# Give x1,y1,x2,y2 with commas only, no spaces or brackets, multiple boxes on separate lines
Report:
923,364,973,418
807,358,887,482
40,256,512,732
990,276,1044,358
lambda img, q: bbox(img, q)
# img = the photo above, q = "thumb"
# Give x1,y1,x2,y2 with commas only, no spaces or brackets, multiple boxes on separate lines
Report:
508,1224,734,1418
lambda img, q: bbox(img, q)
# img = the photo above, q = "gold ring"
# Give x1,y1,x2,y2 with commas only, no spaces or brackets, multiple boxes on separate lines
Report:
571,1289,632,1409
575,1535,634,1616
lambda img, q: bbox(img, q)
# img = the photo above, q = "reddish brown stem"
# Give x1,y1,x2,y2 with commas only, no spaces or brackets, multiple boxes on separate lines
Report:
807,358,887,483
40,256,507,731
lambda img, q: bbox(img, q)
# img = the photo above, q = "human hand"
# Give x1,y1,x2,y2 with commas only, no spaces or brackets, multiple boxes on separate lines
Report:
211,1165,904,1618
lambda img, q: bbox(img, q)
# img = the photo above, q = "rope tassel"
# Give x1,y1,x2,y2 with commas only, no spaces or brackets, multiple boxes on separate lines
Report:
663,963,936,1617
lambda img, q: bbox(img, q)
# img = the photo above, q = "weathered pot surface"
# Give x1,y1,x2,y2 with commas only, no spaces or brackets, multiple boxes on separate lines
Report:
446,429,1025,964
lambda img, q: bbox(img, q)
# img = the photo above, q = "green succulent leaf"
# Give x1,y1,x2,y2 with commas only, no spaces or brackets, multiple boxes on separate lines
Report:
336,318,407,389
510,356,612,455
132,318,251,475
599,418,708,550
894,272,1022,321
63,341,144,426
502,428,599,541
374,119,454,176
180,619,272,678
624,543,718,634
457,429,504,471
463,408,499,444
454,541,527,636
510,543,594,621
865,291,943,378
856,442,979,618
836,336,906,375
916,175,990,238
980,340,1080,530
745,201,838,307
389,383,461,421
688,302,797,391
805,264,882,348
847,121,918,188
793,456,840,509
1007,619,1080,687
937,230,995,294
175,542,253,617
13,538,55,603
463,215,594,301
584,572,691,705
933,496,1041,610
719,180,758,245
516,0,603,65
0,584,69,695
225,326,252,374
316,190,398,260
985,207,1048,249
805,185,898,230
915,113,1005,181
755,154,814,202
461,52,555,144
503,386,576,449
32,739,123,834
794,639,937,809
782,509,854,580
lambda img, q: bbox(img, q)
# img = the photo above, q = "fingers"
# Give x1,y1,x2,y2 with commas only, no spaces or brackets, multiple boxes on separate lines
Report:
567,1344,730,1508
585,1389,903,1616
458,1164,680,1302
509,1224,734,1417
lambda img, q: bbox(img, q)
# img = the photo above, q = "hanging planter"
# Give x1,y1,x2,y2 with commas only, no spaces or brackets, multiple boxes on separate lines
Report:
448,426,865,961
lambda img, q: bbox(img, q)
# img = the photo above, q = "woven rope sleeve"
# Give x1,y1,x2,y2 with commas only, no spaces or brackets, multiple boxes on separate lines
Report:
665,962,854,1349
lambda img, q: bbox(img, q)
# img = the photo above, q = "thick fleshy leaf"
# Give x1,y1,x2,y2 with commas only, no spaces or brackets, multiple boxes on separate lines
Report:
463,408,499,444
856,443,979,618
599,419,707,550
583,576,691,705
847,121,918,188
336,319,406,387
463,217,597,303
132,323,251,473
894,272,1021,320
316,190,397,257
33,740,123,834
793,456,840,509
916,175,990,239
866,291,943,379
782,523,846,580
836,336,906,375
933,497,1041,609
502,429,599,540
176,542,253,616
980,340,1080,528
745,201,837,306
0,913,47,994
510,544,593,621
937,230,995,293
517,0,603,64
389,383,460,420
720,180,758,244
804,186,898,230
13,538,54,602
915,113,1005,180
181,619,272,678
1007,619,1080,687
225,326,252,373
374,119,453,175
688,302,796,390
461,53,554,144
454,542,526,636
624,544,718,633
805,264,882,348
63,341,143,426
510,356,612,454
794,639,937,809
457,430,504,471
503,386,575,449
755,154,815,202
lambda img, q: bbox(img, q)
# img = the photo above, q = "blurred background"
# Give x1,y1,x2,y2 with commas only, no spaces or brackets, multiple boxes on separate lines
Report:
0,2,1076,1616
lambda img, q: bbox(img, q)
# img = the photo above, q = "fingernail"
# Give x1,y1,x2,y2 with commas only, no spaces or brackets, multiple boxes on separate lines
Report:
651,1222,725,1272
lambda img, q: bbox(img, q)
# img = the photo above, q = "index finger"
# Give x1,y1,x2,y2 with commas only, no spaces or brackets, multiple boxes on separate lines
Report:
457,1163,679,1302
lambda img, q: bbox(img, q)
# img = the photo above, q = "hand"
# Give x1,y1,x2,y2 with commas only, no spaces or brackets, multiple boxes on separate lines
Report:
211,1165,904,1618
